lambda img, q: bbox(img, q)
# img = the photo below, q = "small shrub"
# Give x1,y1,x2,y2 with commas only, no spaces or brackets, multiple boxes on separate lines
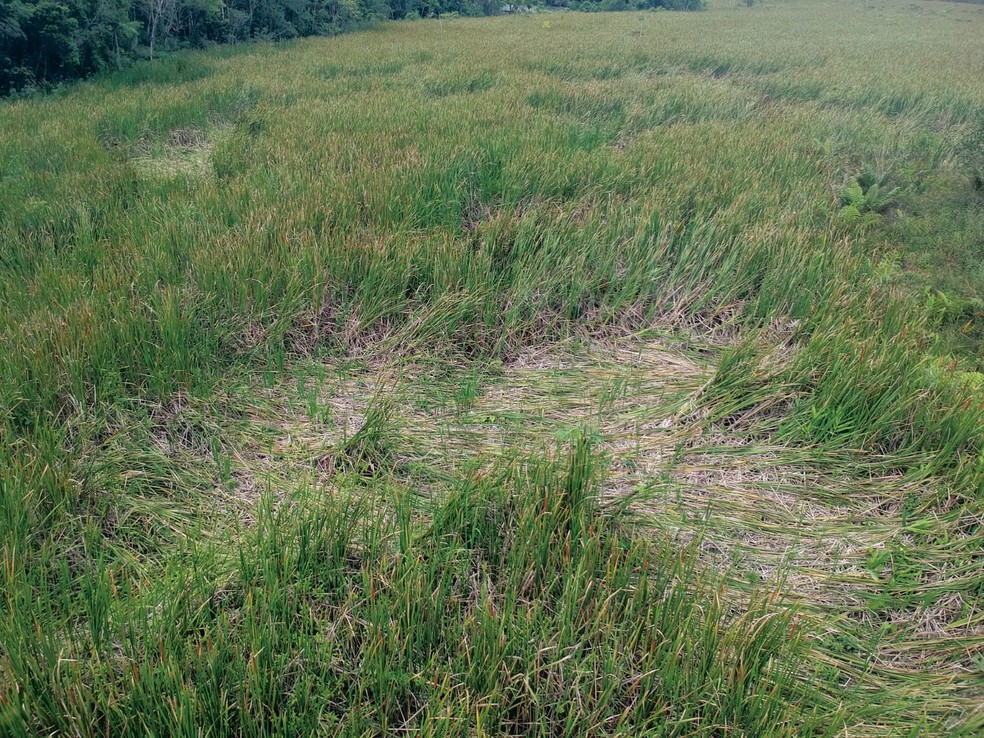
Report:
840,172,900,222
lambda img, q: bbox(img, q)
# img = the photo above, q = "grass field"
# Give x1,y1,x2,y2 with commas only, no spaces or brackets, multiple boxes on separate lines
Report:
2,0,984,734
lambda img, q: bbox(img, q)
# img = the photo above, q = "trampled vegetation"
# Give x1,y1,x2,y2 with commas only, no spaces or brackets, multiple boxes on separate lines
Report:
2,0,983,735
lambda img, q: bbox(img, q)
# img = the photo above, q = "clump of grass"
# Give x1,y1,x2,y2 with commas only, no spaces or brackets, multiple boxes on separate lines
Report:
423,71,497,97
961,109,984,190
330,398,398,476
0,441,840,736
321,60,408,79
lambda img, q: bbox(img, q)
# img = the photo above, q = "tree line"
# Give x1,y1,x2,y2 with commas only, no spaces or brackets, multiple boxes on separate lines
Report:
1,0,702,95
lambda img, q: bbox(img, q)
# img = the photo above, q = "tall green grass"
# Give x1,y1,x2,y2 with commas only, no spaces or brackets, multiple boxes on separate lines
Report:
2,1,984,734
1,441,840,736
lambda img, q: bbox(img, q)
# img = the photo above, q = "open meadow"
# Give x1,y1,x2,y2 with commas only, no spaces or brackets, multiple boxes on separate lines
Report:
2,0,984,734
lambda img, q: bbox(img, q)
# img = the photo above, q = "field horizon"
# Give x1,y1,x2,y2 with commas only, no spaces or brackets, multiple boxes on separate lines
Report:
2,1,984,735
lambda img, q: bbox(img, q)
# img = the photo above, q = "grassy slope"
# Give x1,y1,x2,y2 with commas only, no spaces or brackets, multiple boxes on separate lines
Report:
2,0,984,734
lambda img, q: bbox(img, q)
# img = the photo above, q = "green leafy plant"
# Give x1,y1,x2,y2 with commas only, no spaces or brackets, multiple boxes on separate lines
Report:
840,173,900,221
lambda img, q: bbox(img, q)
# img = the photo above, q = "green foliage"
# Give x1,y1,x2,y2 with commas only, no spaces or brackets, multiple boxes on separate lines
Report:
3,5,984,735
839,172,900,223
1,0,385,93
0,444,831,736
